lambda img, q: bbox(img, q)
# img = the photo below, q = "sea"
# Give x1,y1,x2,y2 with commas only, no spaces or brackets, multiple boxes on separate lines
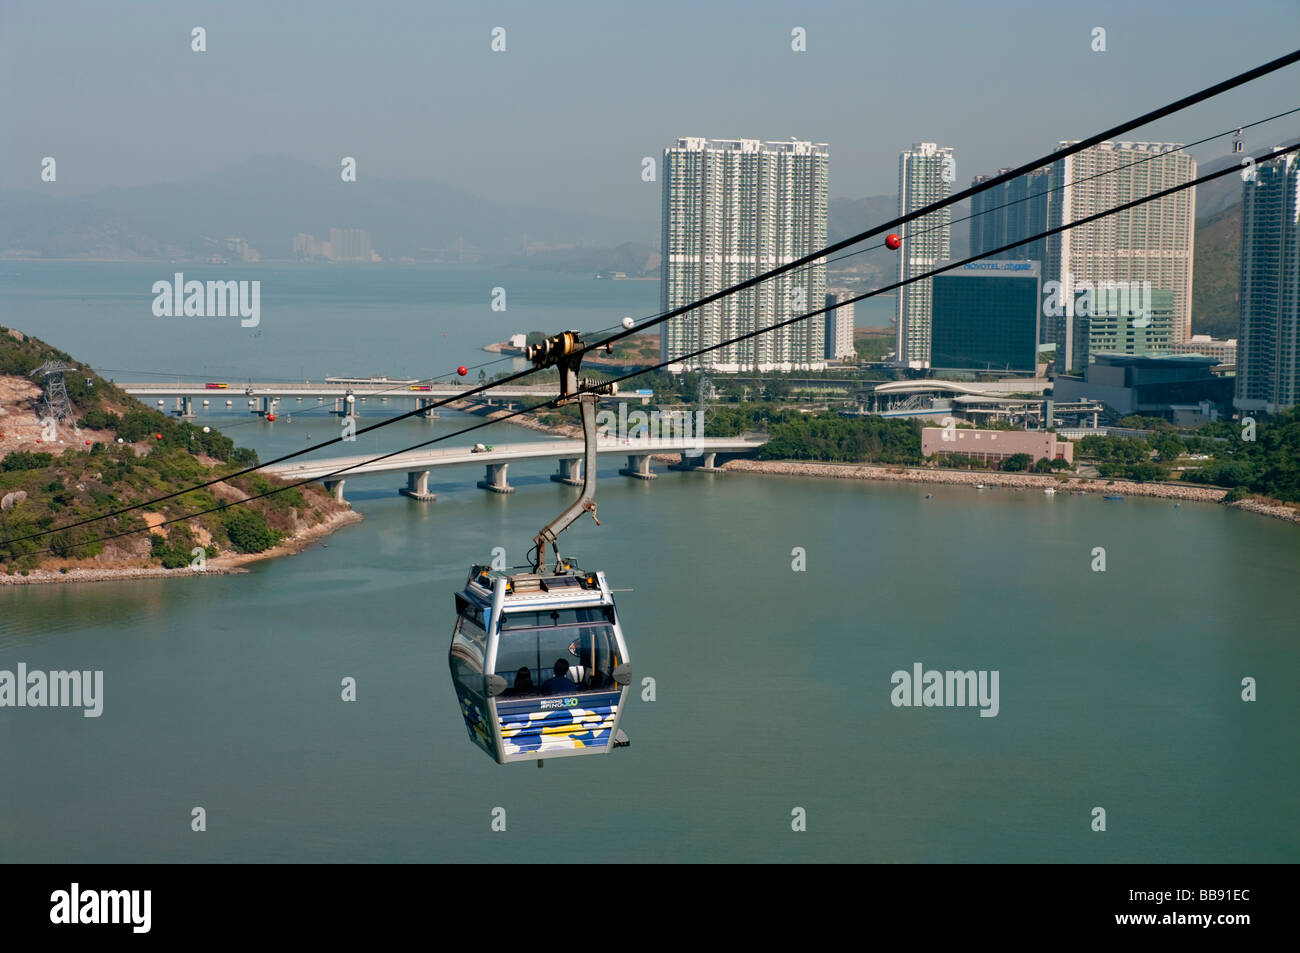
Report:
0,261,1295,862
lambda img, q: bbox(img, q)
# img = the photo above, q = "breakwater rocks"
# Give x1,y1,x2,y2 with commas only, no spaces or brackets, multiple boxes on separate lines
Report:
721,460,1297,526
1231,498,1300,524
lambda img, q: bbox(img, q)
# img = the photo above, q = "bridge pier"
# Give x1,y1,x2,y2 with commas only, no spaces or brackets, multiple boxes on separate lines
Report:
550,456,584,486
399,470,436,501
619,454,657,480
476,462,515,494
174,396,196,418
323,479,346,502
418,397,439,419
669,450,723,472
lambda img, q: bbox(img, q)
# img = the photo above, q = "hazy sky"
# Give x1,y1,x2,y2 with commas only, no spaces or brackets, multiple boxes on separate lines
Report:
3,0,1298,226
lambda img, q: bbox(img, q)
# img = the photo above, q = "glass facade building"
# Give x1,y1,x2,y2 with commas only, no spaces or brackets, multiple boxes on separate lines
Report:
930,260,1040,374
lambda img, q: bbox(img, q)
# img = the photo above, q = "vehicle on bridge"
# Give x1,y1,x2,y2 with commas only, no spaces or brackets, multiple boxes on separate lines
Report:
409,384,432,391
204,382,229,389
470,443,493,453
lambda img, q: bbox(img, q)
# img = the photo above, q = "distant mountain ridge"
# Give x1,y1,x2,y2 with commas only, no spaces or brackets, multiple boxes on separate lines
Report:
3,145,1281,305
0,155,638,262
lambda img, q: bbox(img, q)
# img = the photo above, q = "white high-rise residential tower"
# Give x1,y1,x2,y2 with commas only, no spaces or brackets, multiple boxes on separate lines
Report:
1045,140,1196,372
661,137,828,373
896,143,955,370
825,292,856,360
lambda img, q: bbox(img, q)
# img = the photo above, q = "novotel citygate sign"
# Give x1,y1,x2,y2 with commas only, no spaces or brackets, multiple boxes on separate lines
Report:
954,260,1038,274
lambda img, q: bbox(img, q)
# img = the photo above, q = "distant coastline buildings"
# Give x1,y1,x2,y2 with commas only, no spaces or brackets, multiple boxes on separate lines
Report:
203,236,260,263
1236,151,1299,413
293,228,377,262
660,137,829,373
895,143,955,370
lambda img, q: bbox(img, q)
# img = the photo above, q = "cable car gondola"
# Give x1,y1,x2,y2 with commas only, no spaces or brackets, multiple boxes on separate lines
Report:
448,331,631,765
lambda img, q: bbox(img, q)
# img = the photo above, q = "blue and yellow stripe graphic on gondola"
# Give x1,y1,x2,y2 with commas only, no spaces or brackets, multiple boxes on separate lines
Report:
496,694,620,755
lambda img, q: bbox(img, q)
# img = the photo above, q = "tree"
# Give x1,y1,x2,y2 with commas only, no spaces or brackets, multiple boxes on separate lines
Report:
1001,453,1033,472
1,451,54,472
222,508,279,553
764,377,792,400
1125,462,1168,482
1153,434,1186,463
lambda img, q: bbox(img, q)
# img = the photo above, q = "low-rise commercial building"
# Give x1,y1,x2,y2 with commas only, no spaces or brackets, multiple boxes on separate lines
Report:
921,427,1074,465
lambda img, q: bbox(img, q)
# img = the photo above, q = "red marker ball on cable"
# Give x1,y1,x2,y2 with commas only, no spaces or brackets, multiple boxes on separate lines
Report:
885,234,902,250
457,366,468,376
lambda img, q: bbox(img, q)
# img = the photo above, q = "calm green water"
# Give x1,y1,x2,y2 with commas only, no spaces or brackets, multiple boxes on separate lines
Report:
2,455,1296,862
0,265,1295,862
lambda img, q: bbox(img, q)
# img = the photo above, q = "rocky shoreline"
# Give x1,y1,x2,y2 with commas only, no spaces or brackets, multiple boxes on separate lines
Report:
720,459,1300,525
1,508,364,587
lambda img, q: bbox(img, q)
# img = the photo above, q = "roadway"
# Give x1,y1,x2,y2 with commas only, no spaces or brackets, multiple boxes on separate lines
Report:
265,436,763,482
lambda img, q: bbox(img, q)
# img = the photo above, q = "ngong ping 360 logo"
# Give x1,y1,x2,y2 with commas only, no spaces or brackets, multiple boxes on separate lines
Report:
1042,275,1154,326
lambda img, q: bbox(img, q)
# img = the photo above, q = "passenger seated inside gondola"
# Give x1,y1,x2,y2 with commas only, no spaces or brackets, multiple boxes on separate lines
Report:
502,666,535,698
541,658,578,695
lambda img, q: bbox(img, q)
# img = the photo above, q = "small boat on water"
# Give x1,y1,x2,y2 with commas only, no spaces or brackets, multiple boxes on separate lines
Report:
975,483,985,490
1104,494,1124,501
1043,487,1056,495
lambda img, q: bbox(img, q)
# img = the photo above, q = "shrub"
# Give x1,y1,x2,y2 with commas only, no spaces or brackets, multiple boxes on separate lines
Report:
222,507,279,554
1,451,54,472
78,409,120,430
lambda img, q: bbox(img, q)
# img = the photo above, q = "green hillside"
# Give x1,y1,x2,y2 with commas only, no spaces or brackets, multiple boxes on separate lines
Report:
0,326,345,575
1191,202,1241,340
